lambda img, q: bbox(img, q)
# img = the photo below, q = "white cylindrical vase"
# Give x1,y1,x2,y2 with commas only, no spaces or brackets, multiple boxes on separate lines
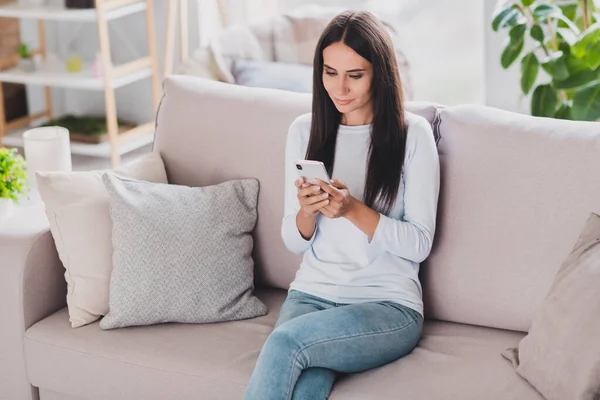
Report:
23,126,72,200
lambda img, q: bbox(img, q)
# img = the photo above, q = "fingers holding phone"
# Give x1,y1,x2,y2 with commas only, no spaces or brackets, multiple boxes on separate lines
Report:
315,178,353,219
295,177,330,217
294,177,311,190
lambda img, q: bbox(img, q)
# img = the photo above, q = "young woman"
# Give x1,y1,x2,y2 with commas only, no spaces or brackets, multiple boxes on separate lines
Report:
245,10,440,400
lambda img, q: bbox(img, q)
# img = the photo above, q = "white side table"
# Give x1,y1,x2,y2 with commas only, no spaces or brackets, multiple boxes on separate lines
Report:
0,195,45,227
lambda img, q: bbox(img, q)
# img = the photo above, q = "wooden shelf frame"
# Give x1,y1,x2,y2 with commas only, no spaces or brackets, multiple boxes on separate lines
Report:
0,0,160,167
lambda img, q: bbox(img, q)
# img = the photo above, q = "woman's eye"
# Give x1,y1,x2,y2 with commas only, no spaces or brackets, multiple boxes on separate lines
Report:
325,71,336,76
349,74,363,80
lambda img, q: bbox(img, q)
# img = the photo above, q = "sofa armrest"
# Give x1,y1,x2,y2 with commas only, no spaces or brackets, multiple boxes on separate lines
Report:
0,202,67,400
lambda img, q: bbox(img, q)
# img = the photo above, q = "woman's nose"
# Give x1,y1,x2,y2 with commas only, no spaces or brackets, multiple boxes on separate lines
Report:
336,78,350,95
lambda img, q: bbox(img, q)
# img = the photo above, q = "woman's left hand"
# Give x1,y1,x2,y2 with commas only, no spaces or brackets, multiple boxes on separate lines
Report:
314,178,355,219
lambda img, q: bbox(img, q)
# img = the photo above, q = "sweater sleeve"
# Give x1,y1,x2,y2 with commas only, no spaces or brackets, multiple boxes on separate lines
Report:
369,119,440,263
281,116,317,255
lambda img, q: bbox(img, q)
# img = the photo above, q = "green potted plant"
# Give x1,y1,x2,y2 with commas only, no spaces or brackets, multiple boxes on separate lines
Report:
492,0,600,121
17,42,36,73
0,147,27,220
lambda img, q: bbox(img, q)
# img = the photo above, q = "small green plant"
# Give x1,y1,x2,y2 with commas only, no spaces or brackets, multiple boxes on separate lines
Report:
492,0,600,121
17,43,32,59
0,147,27,202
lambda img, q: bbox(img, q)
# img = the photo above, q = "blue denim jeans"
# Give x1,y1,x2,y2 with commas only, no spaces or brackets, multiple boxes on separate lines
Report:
244,289,423,400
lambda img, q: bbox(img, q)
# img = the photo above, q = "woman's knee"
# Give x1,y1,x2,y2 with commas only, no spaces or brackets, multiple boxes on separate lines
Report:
263,325,312,370
266,324,303,353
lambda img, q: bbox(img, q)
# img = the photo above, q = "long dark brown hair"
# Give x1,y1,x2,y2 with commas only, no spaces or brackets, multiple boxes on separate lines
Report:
306,11,408,215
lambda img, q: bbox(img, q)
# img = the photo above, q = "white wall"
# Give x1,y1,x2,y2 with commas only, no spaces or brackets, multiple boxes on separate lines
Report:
281,0,486,107
392,0,485,106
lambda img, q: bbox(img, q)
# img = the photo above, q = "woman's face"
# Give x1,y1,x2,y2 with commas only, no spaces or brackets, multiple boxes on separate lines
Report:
322,41,373,124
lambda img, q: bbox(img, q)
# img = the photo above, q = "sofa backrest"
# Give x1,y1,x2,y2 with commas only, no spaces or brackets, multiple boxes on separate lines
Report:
153,76,439,290
154,76,600,333
423,105,600,332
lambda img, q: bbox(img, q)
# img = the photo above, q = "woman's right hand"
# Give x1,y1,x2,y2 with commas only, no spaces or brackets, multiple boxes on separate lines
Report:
295,177,330,217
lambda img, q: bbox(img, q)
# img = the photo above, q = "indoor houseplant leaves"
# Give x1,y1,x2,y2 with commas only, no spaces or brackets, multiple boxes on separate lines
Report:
492,0,600,121
16,42,36,73
0,147,27,219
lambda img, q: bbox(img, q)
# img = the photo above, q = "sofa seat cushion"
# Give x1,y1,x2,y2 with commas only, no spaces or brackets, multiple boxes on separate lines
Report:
24,287,285,400
25,287,542,400
331,321,544,400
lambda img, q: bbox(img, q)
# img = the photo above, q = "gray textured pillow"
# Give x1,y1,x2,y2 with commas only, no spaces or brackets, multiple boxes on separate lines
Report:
99,173,267,330
502,212,600,400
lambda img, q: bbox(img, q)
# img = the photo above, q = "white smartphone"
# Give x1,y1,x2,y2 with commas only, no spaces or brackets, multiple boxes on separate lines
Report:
295,160,331,185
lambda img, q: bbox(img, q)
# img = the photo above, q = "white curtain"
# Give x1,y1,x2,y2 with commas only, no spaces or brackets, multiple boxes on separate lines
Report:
243,0,280,24
196,0,281,46
196,0,226,47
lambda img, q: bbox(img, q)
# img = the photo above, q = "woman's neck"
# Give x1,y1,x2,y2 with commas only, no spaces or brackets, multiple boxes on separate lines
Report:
340,107,373,126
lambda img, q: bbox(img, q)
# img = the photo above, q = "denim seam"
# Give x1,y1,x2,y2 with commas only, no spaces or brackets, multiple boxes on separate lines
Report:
284,317,418,398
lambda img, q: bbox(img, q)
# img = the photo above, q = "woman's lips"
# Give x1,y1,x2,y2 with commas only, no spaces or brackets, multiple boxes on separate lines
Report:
334,98,353,106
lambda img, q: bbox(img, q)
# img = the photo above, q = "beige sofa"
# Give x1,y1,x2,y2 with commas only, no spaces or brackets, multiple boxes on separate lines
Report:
2,75,600,400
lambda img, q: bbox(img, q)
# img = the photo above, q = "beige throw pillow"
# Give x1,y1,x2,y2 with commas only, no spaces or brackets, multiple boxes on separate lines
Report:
502,212,600,400
36,152,168,328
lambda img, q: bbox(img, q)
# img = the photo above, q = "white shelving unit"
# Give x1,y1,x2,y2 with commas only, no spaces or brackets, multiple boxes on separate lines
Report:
0,57,152,90
0,0,160,167
0,1,146,21
1,124,155,157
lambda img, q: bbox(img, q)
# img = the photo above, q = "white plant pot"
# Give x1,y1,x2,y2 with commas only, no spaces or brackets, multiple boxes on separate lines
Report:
0,199,15,221
22,126,72,200
18,58,36,73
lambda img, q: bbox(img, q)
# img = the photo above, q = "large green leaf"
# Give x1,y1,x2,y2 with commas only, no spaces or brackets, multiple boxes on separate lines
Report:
571,23,600,58
587,41,600,69
559,40,571,55
522,0,535,6
533,4,562,21
558,3,579,29
559,4,578,21
531,84,559,117
554,103,573,120
510,22,527,42
566,53,593,74
542,57,570,80
530,24,545,42
492,6,523,31
572,81,600,121
521,53,540,94
553,68,600,89
501,24,526,68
